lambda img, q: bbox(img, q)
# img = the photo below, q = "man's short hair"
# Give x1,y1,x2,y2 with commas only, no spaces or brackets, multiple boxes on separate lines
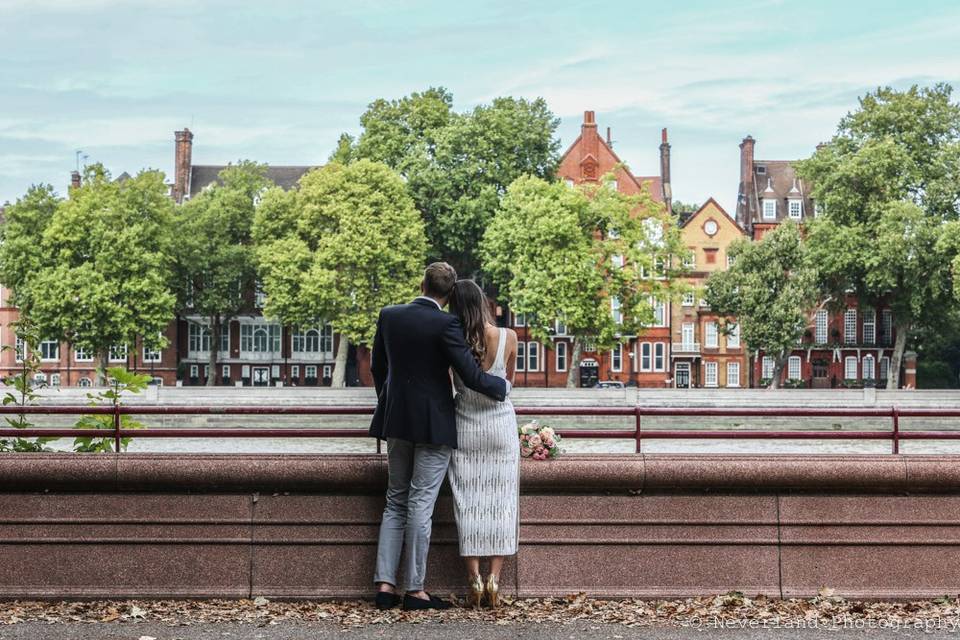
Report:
422,262,457,299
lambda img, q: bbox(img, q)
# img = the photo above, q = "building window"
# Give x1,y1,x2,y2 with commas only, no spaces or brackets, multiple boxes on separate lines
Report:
306,365,318,380
863,355,876,380
14,336,26,363
863,309,876,345
611,343,623,372
50,373,61,387
844,356,858,380
705,322,719,348
109,345,127,362
75,346,93,362
582,337,596,352
556,342,567,372
682,292,695,306
240,323,281,353
705,361,718,387
39,340,59,361
814,201,824,217
726,254,736,268
844,308,857,344
611,254,623,268
188,322,228,354
222,364,231,380
611,297,622,324
649,297,667,327
290,365,299,379
293,327,321,353
527,342,540,372
514,312,526,327
727,361,740,387
788,356,801,380
815,309,828,344
788,199,802,219
880,356,890,381
880,309,893,345
555,318,567,335
78,377,92,388
683,252,695,269
189,364,199,378
640,342,652,372
728,323,741,348
516,342,526,372
762,357,775,379
762,199,777,219
143,345,162,363
654,342,665,371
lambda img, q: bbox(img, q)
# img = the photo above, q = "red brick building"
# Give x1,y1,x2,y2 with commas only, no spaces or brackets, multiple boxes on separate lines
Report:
508,111,674,387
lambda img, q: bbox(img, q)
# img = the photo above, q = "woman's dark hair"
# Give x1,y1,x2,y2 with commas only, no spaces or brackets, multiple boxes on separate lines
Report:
448,279,492,365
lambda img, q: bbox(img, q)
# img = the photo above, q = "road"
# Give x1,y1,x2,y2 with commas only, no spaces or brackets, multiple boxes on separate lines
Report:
2,623,959,639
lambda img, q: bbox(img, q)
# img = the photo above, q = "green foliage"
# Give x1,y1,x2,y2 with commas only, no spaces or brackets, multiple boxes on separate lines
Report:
705,222,819,389
1,165,176,378
254,160,428,383
0,320,55,452
73,367,151,453
482,173,689,385
347,88,561,274
796,84,960,388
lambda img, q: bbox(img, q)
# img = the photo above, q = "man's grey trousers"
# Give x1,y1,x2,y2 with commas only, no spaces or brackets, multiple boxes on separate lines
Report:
373,437,452,592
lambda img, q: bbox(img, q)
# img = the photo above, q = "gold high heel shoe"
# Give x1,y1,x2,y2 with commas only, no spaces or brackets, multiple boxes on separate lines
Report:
485,574,500,609
467,574,484,609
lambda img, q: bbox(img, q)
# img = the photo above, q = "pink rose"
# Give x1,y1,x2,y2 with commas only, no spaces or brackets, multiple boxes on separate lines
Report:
521,446,533,457
540,427,555,439
542,436,554,448
528,435,542,448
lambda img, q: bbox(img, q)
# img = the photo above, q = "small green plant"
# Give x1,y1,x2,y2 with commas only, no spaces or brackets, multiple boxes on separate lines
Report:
73,366,151,452
0,320,55,452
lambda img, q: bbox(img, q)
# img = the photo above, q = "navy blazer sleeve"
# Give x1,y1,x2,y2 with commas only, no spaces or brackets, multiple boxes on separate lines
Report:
441,317,507,402
371,310,387,397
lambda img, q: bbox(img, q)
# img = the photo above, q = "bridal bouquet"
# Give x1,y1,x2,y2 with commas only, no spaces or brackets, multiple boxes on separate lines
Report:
518,420,561,460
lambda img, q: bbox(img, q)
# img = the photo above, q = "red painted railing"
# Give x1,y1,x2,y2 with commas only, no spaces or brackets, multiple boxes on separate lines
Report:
1,405,959,454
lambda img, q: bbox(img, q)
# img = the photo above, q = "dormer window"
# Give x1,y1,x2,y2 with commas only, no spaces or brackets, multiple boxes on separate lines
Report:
788,199,802,220
756,165,767,175
762,199,777,219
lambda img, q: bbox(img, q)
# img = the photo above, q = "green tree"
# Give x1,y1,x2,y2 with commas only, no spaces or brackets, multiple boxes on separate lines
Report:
254,160,427,386
0,184,60,313
482,174,689,387
347,88,561,275
797,84,960,388
173,161,272,385
705,222,819,389
1,165,175,383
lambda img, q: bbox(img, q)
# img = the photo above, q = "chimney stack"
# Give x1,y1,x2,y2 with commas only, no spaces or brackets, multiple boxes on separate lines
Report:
606,126,613,147
580,111,600,181
738,135,756,226
70,170,81,191
739,135,755,189
173,128,194,204
659,128,673,215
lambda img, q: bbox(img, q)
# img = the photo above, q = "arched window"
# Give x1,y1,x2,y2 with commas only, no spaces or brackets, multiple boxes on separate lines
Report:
252,327,269,352
862,355,876,380
78,377,92,388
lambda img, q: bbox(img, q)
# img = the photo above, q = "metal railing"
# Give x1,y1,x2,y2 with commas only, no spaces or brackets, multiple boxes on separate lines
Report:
1,405,959,454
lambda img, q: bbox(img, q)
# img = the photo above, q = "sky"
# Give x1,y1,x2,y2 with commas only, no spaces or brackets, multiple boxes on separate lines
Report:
2,0,959,212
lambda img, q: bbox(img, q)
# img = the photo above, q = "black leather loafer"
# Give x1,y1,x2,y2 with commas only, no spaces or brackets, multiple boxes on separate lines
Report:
375,591,402,610
402,593,452,610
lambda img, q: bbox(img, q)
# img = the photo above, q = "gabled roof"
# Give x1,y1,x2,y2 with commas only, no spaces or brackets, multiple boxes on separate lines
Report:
681,197,745,234
559,131,664,202
189,165,319,197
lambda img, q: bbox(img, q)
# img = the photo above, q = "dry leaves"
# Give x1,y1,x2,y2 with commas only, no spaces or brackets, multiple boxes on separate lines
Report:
0,592,958,628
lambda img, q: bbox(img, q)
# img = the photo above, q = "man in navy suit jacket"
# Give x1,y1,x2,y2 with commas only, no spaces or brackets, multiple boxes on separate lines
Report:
369,262,508,610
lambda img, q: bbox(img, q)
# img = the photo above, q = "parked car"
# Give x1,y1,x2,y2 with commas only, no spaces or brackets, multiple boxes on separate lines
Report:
594,380,625,389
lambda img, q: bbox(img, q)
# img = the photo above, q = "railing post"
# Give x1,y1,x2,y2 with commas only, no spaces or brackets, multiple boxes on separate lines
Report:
113,404,122,453
635,406,642,454
891,406,900,455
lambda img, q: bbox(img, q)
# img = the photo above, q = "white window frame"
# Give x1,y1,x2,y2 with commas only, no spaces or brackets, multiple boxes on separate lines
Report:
683,252,695,269
653,342,666,372
78,377,92,388
514,312,526,327
611,343,623,372
109,344,127,363
815,309,828,344
527,342,540,372
50,373,61,387
516,342,526,372
189,364,199,378
788,199,802,220
143,340,162,363
704,361,718,387
611,297,622,325
222,364,231,379
844,356,858,380
74,346,94,362
788,355,802,380
305,365,318,379
762,356,775,379
728,323,741,348
863,355,876,380
240,322,281,354
844,308,857,345
640,342,652,372
880,356,890,380
726,361,740,388
681,323,695,349
14,335,26,363
39,340,59,362
762,199,777,220
555,341,567,372
863,309,876,345
705,322,719,349
682,292,695,306
726,254,736,268
555,318,567,335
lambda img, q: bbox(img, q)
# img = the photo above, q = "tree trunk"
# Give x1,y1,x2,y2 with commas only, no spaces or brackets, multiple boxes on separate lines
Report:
888,321,910,390
566,339,582,388
96,350,110,386
207,315,219,387
331,334,349,388
767,355,788,390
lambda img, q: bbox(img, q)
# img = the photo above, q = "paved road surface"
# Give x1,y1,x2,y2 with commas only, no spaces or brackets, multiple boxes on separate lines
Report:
1,623,958,639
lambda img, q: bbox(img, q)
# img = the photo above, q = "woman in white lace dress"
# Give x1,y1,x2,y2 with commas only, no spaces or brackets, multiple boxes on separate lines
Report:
447,279,519,608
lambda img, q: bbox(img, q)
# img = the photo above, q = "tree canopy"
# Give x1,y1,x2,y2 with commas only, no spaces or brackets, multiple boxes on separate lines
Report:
253,159,427,386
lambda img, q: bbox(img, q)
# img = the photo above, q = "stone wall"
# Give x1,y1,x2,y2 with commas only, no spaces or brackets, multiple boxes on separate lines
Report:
1,453,959,599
